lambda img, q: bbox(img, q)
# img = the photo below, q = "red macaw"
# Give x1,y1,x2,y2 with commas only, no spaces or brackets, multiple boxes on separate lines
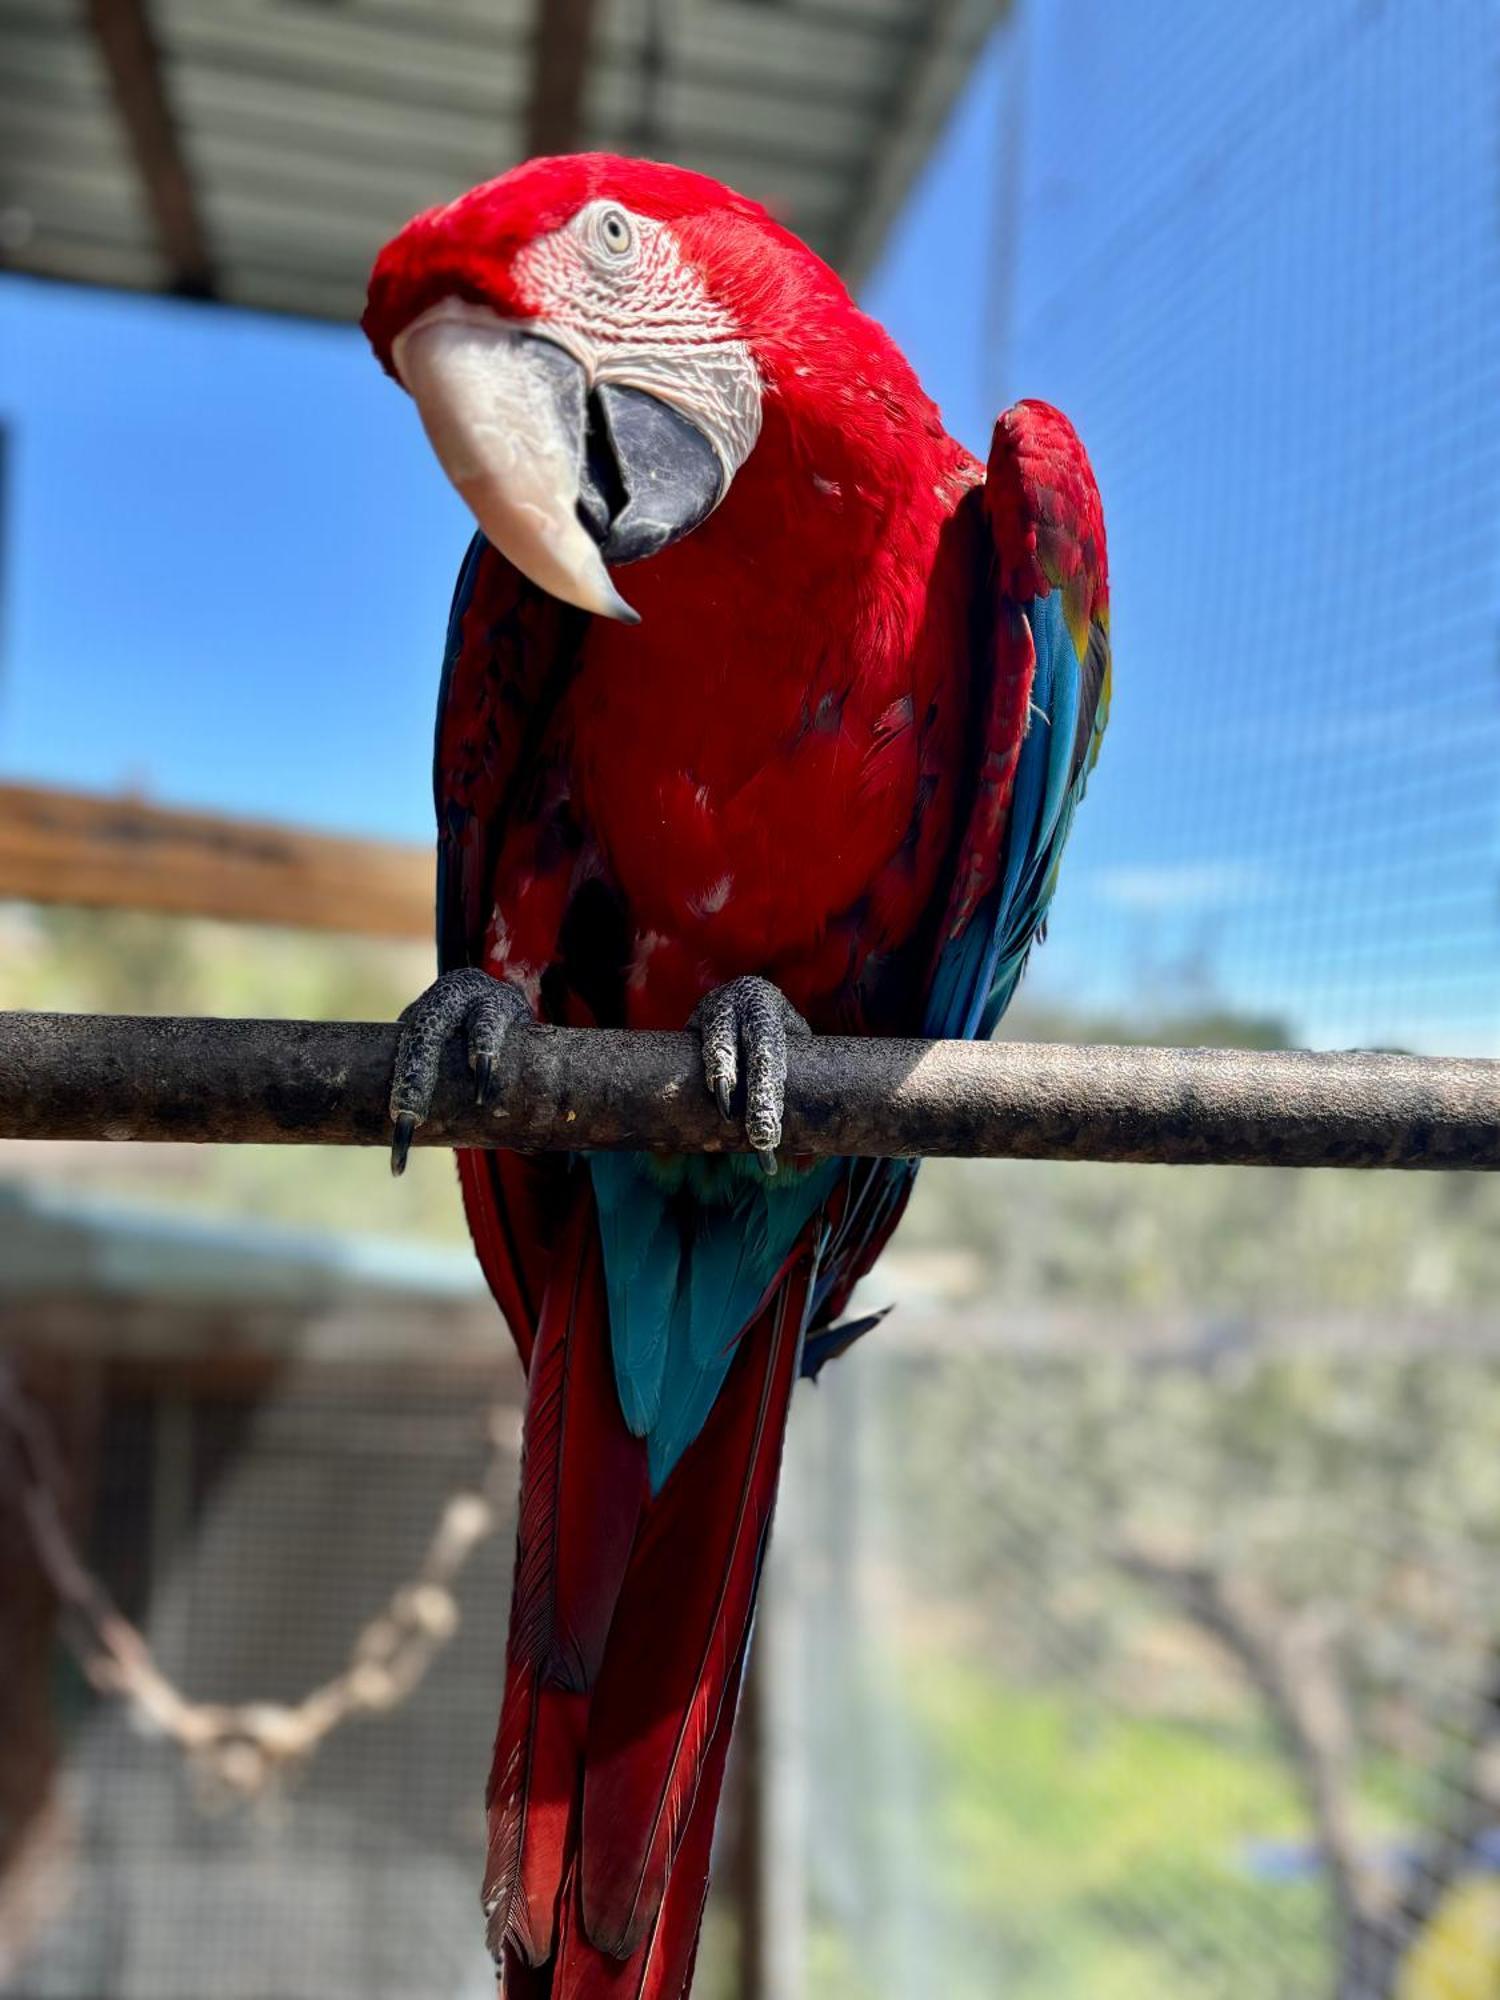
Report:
363,154,1109,1998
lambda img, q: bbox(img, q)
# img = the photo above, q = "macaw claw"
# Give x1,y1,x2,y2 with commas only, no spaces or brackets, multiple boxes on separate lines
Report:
388,968,533,1176
390,1112,418,1179
473,1052,495,1106
689,975,811,1174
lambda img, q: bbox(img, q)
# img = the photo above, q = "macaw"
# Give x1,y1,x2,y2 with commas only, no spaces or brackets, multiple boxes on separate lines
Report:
363,154,1109,1998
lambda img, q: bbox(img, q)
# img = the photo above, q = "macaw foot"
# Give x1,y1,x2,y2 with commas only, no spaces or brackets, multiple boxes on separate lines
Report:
690,975,811,1177
388,968,533,1177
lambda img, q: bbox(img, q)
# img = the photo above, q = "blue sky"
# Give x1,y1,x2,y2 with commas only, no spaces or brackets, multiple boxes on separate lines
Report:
2,1,1497,1053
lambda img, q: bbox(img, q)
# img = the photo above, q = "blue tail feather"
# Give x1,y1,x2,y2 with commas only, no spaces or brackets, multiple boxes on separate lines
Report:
590,1153,837,1489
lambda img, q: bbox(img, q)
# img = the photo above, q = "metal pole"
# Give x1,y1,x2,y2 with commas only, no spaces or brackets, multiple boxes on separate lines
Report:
0,1010,1497,1168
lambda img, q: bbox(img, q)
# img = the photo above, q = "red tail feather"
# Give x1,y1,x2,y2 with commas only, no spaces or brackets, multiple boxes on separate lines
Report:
485,1178,647,1965
474,1140,819,1998
549,1622,748,1999
578,1245,814,1959
458,1149,571,1370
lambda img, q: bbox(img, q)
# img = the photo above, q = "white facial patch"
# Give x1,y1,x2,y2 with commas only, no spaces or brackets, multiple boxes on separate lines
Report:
513,200,763,493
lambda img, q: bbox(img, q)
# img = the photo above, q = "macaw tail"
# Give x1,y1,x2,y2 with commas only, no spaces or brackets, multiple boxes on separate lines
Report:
481,1173,816,1999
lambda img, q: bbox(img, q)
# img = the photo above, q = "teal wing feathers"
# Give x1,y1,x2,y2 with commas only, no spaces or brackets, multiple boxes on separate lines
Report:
926,399,1111,1042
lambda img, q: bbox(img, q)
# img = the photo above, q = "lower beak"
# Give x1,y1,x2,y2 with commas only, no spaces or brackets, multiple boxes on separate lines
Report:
393,302,724,622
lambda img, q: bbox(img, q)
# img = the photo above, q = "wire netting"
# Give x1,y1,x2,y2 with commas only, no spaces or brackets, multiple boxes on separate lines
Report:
766,4,1500,1996
5,1378,514,2000
1005,0,1500,1059
4,5,1500,2000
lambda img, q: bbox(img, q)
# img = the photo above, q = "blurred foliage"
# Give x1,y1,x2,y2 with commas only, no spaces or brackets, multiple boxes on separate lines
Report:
792,1632,1341,2000
893,1655,1329,2000
900,1154,1500,1314
824,990,1500,2000
1396,1877,1500,2000
1006,994,1297,1053
784,1336,1500,2000
848,1344,1500,1998
0,901,428,1022
885,1346,1500,1741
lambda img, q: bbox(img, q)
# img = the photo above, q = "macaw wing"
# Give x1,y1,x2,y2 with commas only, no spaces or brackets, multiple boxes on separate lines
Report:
804,404,1108,1366
434,531,587,967
925,399,1111,1042
434,531,588,1365
801,1153,915,1376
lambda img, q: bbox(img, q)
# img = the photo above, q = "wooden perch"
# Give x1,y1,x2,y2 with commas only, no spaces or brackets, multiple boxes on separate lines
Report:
0,1011,1497,1166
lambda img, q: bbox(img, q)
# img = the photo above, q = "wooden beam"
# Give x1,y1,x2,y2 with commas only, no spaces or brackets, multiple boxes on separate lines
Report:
525,0,598,158
0,783,432,941
86,0,215,297
838,0,1008,289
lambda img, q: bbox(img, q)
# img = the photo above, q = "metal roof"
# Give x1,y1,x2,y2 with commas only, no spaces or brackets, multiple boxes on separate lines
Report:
0,1175,513,1364
0,0,1001,323
0,1175,483,1306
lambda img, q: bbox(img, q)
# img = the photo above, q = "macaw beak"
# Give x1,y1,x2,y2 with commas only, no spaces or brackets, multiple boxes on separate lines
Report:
393,299,725,623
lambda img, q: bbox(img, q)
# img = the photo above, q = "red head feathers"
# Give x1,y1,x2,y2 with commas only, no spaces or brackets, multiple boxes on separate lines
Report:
365,152,838,381
362,153,946,620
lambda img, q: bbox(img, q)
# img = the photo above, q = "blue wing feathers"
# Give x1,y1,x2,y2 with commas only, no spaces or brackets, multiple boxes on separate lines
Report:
929,590,1100,1045
589,1153,679,1435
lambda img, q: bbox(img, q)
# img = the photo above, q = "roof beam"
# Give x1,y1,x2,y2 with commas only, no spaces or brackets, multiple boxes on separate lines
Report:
0,783,432,940
838,0,1009,289
85,0,215,296
525,0,597,159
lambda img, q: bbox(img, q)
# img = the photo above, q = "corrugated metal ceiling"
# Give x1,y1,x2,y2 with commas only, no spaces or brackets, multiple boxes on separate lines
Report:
0,0,1000,322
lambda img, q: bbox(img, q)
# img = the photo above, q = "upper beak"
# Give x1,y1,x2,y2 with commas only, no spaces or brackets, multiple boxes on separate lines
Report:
393,300,725,622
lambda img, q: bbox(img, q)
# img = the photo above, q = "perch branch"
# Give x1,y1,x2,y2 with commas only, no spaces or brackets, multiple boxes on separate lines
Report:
1,1011,1497,1167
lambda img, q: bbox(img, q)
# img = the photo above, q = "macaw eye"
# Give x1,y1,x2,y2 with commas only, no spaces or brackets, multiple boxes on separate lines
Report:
597,207,634,257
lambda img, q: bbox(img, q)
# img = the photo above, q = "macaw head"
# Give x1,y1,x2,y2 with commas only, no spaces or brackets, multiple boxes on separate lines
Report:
365,154,860,622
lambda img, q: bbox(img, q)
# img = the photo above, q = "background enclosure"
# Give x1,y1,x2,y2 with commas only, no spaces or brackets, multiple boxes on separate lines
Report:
3,1,1500,1996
